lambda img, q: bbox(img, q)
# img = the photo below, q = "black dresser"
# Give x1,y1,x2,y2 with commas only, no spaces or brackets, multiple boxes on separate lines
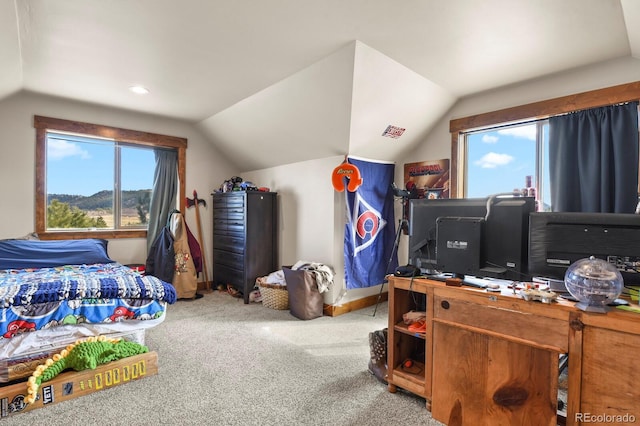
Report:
211,191,278,303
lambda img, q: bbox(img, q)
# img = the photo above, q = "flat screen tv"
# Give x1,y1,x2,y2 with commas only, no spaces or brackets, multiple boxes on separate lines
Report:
528,212,640,285
408,196,535,281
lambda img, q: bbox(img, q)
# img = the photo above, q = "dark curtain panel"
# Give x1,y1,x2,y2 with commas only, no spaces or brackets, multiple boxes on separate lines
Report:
147,149,178,253
549,102,639,213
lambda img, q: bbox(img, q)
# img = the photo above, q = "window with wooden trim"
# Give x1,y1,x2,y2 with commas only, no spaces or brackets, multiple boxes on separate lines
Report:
463,120,550,210
34,116,187,240
449,81,640,209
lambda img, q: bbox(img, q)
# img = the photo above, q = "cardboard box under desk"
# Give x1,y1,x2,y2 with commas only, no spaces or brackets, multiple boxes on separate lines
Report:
0,351,158,418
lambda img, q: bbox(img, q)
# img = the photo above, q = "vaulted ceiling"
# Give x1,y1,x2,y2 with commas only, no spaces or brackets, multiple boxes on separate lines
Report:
2,0,640,171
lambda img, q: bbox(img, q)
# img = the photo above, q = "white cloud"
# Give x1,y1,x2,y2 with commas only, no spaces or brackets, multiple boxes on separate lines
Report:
47,140,91,160
482,134,499,143
474,152,514,169
498,124,536,140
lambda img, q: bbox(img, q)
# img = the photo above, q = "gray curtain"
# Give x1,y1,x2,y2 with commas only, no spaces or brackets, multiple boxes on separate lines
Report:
147,149,178,253
549,102,639,213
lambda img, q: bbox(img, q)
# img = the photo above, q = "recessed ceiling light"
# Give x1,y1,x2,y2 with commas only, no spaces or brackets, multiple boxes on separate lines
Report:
129,85,149,95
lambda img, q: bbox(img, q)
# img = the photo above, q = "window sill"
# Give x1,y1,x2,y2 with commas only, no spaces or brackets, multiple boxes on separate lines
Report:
37,230,147,240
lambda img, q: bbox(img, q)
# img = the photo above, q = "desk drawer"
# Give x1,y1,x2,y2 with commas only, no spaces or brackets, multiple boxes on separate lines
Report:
433,294,569,352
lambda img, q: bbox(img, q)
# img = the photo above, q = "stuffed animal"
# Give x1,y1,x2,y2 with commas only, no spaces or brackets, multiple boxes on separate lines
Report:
25,336,148,404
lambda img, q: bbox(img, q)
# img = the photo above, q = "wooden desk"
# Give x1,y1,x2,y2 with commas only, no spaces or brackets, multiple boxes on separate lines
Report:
387,276,640,426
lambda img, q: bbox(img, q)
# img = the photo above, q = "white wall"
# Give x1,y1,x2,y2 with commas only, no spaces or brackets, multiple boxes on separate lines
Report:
243,156,351,304
244,155,411,305
197,43,356,172
0,90,236,267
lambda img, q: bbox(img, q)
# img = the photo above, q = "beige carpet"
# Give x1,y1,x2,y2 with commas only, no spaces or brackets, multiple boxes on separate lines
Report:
5,291,443,426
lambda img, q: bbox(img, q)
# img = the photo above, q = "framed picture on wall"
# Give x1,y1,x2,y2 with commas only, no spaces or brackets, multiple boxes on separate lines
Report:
398,159,450,234
403,159,450,200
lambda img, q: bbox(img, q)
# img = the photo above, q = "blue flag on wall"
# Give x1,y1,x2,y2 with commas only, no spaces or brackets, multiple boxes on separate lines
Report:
344,156,397,289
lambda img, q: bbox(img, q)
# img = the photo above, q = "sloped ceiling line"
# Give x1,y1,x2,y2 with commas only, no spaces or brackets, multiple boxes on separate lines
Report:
1,1,639,171
198,41,456,171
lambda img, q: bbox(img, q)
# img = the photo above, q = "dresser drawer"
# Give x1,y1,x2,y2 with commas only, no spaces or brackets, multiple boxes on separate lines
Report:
212,195,228,207
213,249,244,269
213,218,245,233
212,234,244,253
213,207,229,219
224,195,245,208
213,228,243,240
226,211,244,221
214,264,244,286
213,204,244,215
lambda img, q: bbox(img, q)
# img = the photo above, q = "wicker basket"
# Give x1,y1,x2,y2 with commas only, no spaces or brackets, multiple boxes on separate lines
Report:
256,276,289,310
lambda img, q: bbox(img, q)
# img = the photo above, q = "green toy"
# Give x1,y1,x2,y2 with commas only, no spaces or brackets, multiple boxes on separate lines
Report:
25,336,148,404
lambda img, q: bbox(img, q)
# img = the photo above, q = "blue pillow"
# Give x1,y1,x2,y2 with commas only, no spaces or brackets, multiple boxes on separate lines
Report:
0,239,114,270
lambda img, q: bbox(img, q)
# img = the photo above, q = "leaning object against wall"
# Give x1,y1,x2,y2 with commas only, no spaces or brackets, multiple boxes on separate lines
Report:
283,261,334,320
169,211,198,300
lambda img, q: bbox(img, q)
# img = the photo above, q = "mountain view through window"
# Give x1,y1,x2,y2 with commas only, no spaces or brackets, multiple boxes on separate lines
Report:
46,132,155,230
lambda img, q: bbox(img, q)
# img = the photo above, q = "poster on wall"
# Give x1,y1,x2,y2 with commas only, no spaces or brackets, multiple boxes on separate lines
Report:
400,159,450,234
403,159,450,200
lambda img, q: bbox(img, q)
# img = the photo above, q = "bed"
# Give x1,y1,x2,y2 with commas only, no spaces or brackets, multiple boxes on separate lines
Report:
0,238,176,383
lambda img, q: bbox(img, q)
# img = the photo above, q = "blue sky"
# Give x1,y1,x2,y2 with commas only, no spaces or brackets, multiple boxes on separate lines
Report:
466,123,550,207
47,139,155,196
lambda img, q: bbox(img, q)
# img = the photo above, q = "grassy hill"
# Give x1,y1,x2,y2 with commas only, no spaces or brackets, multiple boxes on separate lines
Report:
48,189,151,210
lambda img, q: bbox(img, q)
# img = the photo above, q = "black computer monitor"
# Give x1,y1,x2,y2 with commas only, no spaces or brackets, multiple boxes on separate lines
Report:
408,196,535,280
528,211,640,285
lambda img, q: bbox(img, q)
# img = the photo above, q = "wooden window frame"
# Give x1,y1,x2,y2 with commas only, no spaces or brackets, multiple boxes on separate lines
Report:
449,81,640,198
34,115,187,240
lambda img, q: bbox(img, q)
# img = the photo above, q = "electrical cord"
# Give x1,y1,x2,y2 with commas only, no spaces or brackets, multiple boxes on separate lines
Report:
484,192,522,221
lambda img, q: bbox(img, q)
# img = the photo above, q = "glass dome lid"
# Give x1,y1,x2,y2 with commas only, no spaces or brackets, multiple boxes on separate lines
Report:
564,256,623,313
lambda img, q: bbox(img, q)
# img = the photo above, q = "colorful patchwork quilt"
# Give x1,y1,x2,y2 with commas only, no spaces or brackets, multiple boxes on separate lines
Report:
0,263,176,340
